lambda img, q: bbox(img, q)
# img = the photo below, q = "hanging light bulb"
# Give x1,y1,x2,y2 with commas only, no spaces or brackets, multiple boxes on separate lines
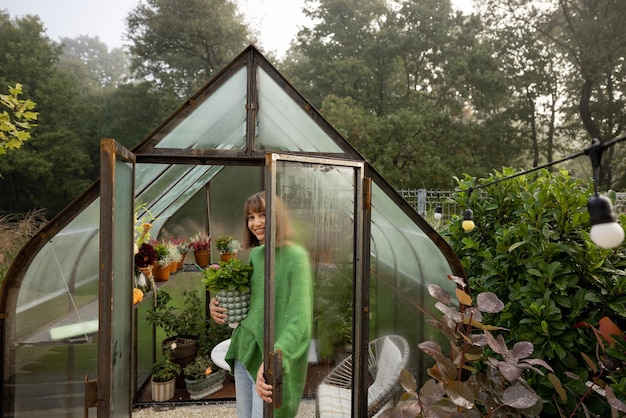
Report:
434,206,443,220
588,194,624,248
462,208,475,232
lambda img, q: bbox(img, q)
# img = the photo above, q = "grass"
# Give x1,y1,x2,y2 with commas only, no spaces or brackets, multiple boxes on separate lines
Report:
0,209,47,287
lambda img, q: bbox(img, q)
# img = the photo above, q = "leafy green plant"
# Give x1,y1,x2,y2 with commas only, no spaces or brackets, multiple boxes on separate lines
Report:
146,289,204,338
215,235,241,253
443,167,626,415
183,355,215,381
199,258,252,293
151,342,181,382
382,275,553,417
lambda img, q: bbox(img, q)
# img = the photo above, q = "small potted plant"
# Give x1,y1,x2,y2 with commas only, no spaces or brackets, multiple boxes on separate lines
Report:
150,240,172,281
183,356,227,399
146,289,205,387
171,237,190,270
151,342,181,401
200,259,253,327
215,235,241,261
189,231,212,268
165,240,182,273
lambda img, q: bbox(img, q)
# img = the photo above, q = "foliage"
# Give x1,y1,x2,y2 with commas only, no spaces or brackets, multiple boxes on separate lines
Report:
0,83,37,158
474,0,626,190
214,235,240,253
443,167,626,415
134,203,156,246
198,322,233,356
200,258,252,293
183,355,215,381
314,263,353,358
0,209,46,286
382,275,553,417
146,289,205,338
149,240,171,266
189,231,212,252
126,0,254,98
151,342,181,382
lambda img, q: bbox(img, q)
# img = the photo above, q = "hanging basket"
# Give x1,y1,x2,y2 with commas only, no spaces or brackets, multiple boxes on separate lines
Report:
215,290,250,326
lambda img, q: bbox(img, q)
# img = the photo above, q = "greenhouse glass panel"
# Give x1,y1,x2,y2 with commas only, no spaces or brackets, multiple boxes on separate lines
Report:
256,68,343,153
109,159,134,416
155,67,247,150
369,183,457,380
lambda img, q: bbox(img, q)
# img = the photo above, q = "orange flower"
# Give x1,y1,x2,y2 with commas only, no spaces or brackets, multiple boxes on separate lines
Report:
205,367,213,376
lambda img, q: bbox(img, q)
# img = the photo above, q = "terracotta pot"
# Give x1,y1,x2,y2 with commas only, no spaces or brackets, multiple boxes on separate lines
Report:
194,250,210,268
168,262,177,274
220,252,236,262
176,260,184,271
151,377,176,401
153,263,171,282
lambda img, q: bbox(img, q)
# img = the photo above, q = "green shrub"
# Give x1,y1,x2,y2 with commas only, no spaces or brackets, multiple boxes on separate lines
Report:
443,167,626,415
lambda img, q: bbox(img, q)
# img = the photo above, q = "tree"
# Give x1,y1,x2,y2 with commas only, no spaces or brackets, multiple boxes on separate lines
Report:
59,35,131,88
0,84,37,157
284,0,526,188
126,0,254,98
475,0,626,189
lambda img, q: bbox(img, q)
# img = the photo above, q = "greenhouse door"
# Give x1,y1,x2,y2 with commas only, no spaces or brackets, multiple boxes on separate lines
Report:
98,139,136,417
263,153,371,417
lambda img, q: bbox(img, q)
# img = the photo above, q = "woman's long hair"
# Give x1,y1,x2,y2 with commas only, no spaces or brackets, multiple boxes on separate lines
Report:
242,191,293,248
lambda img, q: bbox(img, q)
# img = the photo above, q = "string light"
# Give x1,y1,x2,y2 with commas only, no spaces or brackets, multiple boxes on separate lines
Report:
462,135,626,248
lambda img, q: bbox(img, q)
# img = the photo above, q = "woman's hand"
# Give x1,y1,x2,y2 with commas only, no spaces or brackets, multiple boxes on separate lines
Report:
256,363,273,403
209,297,228,324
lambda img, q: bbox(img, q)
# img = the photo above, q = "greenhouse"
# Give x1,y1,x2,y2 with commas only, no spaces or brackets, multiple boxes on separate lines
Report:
0,46,465,417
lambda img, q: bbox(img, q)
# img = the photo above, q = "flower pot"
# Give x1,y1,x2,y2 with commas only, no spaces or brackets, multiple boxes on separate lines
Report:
168,261,177,274
163,336,198,388
176,259,184,271
220,252,236,262
215,290,250,325
185,369,227,400
153,263,171,282
194,250,210,268
151,377,176,401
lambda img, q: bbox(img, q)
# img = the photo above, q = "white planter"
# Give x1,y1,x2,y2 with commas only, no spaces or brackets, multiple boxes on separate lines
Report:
151,377,176,402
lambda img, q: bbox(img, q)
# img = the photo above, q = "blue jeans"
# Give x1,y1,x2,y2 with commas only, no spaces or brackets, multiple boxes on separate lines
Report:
234,359,264,417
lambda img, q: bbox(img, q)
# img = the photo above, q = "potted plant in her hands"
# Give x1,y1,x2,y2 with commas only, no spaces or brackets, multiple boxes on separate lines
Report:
189,231,212,268
183,356,227,400
146,289,205,387
151,342,181,401
215,235,241,262
200,258,253,327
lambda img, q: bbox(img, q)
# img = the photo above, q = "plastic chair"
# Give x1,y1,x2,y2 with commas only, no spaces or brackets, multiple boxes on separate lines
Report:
316,335,410,417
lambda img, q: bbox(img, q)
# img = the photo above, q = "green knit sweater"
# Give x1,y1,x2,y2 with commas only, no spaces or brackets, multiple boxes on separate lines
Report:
225,244,313,418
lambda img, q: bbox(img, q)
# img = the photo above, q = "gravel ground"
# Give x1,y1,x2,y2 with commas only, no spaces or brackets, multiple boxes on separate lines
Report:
133,400,317,417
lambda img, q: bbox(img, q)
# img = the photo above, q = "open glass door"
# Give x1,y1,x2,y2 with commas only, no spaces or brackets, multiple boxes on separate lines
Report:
99,139,136,417
263,153,370,417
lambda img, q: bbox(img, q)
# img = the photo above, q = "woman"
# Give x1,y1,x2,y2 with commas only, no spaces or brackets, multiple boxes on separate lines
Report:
209,191,313,418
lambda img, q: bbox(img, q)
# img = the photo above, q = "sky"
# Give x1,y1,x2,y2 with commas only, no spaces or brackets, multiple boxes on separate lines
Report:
0,0,472,58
